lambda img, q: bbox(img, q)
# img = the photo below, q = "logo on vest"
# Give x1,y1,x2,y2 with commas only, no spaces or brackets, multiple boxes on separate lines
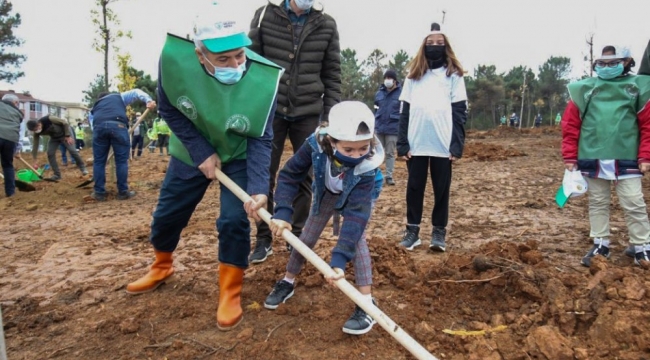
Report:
177,96,197,120
226,114,251,135
624,85,639,99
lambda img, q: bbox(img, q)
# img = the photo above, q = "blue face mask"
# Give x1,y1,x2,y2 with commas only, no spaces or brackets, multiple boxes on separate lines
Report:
333,149,369,167
595,63,624,80
202,52,246,84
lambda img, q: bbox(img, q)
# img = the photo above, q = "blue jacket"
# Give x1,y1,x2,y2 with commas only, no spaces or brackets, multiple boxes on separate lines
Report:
374,82,402,135
274,133,384,269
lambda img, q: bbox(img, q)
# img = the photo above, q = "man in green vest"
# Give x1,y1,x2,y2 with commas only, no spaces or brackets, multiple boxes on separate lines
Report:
555,112,561,126
125,3,282,332
562,44,650,267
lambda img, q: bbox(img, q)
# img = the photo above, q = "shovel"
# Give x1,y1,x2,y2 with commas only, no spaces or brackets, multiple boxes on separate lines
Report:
17,156,58,182
215,168,437,360
0,172,35,192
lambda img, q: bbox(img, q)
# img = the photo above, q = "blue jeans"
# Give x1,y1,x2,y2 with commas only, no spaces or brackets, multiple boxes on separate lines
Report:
150,166,251,268
0,138,16,197
59,144,76,164
93,121,130,194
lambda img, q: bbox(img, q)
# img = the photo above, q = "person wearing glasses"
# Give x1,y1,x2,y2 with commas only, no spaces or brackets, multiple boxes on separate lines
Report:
561,44,650,267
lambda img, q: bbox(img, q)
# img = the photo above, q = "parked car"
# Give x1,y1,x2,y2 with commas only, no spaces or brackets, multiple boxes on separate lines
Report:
20,137,32,153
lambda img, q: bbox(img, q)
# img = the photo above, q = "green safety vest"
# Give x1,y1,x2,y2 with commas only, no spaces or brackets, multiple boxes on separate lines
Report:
160,34,283,166
568,75,650,160
147,128,157,140
75,127,85,140
155,119,171,135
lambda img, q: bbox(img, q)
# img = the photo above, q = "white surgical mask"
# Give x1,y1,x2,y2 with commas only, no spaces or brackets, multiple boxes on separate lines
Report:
295,0,315,10
384,79,394,89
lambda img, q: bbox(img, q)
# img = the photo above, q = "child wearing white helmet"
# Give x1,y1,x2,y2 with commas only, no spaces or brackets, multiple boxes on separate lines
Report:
562,43,650,267
265,101,384,335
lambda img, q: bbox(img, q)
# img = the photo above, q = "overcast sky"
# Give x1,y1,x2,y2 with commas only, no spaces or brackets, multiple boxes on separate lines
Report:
2,0,649,103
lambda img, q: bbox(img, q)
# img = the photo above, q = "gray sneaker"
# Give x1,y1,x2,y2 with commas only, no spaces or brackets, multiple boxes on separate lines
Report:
342,298,377,335
624,245,636,258
117,190,136,200
264,280,294,310
399,225,421,250
581,242,610,267
430,227,447,252
634,245,650,266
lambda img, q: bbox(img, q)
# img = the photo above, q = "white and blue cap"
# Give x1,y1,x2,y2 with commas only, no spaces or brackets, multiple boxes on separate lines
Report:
325,101,375,142
193,2,252,53
596,44,631,60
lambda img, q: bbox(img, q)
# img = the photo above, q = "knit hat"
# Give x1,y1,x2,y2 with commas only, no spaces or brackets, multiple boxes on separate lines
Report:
193,2,252,53
383,69,398,81
325,101,375,142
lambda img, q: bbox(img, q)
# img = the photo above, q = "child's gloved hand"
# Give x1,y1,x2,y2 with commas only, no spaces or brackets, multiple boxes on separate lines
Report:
270,219,292,238
325,267,344,286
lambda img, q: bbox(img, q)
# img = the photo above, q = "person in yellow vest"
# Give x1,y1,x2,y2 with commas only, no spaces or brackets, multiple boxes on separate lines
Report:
125,3,282,331
75,122,85,150
154,115,171,156
147,125,158,153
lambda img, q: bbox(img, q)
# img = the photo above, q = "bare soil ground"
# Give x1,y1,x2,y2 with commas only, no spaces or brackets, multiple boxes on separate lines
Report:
2,127,650,360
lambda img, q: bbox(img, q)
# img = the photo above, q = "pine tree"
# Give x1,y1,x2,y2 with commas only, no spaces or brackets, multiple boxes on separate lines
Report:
0,0,26,83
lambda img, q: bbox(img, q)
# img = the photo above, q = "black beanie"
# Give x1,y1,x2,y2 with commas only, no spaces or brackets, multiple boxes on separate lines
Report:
384,69,398,81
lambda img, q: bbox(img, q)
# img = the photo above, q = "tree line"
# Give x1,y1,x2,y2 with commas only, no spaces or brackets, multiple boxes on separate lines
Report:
341,47,573,130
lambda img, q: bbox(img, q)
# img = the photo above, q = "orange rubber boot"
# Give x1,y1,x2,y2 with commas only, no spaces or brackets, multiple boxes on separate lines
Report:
126,251,174,294
216,263,244,331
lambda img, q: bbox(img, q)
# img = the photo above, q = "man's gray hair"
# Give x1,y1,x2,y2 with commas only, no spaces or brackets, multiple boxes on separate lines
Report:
194,38,209,54
2,93,19,103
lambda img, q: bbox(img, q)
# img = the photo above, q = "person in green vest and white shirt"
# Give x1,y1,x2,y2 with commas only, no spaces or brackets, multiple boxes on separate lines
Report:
154,115,171,156
75,122,85,150
555,112,561,126
125,3,282,332
562,44,650,267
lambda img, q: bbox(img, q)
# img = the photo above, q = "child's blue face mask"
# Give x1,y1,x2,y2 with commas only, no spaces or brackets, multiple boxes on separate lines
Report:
333,149,369,167
595,63,624,80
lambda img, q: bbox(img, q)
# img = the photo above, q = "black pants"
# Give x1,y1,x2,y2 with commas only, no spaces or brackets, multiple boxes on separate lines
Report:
256,115,319,243
406,156,452,228
158,134,169,154
76,139,85,150
0,138,16,197
131,134,144,156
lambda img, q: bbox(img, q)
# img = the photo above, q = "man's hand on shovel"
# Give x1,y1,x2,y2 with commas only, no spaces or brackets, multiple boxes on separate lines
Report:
244,194,267,222
198,153,221,180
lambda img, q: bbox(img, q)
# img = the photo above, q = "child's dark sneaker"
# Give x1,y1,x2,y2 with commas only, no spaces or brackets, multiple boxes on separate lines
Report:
342,298,377,335
581,242,610,267
264,280,294,310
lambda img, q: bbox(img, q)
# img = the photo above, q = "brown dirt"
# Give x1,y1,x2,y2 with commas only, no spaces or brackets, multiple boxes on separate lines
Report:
2,132,650,360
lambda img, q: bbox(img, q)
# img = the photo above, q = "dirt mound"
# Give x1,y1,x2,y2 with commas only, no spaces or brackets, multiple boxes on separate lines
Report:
464,142,526,161
468,126,561,139
3,135,650,360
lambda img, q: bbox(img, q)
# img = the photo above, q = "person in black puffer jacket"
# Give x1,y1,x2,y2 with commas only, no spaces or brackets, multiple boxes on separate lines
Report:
248,0,341,263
